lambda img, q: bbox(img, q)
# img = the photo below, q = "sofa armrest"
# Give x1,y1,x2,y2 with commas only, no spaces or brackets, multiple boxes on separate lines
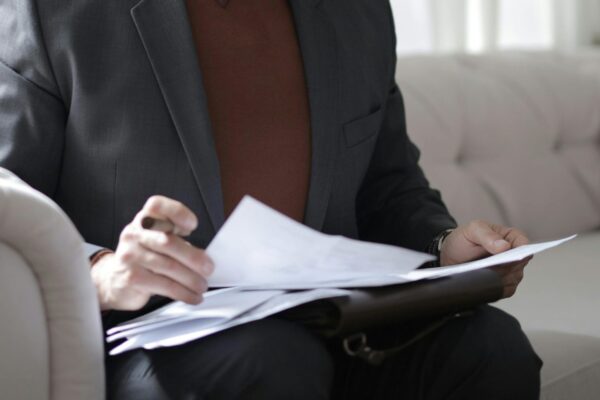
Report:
0,169,105,400
0,243,53,399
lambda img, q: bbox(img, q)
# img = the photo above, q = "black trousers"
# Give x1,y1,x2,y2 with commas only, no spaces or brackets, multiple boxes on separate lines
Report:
105,306,542,399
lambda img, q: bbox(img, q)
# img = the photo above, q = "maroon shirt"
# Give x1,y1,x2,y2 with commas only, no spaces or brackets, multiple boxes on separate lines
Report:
186,0,312,222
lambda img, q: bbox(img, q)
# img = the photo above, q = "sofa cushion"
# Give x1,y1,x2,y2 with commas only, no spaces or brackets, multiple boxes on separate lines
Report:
529,331,600,400
497,232,600,337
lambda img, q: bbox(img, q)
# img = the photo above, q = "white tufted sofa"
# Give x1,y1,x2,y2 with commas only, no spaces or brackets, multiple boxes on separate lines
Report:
0,169,105,400
396,51,600,400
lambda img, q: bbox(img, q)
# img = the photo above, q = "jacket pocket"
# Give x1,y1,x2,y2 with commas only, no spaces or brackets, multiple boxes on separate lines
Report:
343,107,383,148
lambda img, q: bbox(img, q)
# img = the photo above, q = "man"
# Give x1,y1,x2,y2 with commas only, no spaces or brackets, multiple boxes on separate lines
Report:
0,0,541,398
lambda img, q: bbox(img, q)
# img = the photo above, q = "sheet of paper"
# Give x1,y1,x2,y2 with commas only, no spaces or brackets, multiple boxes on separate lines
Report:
107,288,238,335
241,235,577,288
404,235,577,281
109,288,350,356
106,289,283,342
206,196,435,288
239,275,414,290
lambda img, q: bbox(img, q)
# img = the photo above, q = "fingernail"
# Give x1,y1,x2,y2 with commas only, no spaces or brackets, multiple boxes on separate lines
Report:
494,239,509,248
186,218,197,230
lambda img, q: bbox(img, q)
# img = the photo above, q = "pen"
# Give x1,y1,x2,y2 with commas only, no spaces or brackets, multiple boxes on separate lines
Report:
141,216,182,235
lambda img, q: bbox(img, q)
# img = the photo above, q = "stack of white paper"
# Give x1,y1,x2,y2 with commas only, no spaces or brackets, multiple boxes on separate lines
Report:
108,288,351,355
107,196,576,355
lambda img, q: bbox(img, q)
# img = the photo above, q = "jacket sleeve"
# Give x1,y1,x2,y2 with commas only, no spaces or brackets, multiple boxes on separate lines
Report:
356,3,456,251
0,1,106,259
0,0,66,197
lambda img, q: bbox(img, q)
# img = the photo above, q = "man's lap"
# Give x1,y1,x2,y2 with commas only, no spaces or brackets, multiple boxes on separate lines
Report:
105,306,541,400
332,305,542,400
106,318,333,399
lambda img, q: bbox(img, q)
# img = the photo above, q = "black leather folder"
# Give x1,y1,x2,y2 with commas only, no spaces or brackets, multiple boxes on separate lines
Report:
279,269,504,338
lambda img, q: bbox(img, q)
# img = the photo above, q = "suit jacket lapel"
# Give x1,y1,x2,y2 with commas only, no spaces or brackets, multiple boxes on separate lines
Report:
131,0,225,233
130,0,338,233
290,0,339,231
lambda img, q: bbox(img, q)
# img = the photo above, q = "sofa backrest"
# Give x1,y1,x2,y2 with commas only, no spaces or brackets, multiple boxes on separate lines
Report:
396,52,600,240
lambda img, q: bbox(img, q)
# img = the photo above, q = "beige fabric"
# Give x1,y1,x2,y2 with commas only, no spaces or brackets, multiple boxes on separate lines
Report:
0,169,105,400
0,243,49,400
497,232,600,338
530,331,600,400
396,52,600,240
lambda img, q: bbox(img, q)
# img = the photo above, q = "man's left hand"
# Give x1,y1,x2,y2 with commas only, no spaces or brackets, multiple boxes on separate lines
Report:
440,220,532,298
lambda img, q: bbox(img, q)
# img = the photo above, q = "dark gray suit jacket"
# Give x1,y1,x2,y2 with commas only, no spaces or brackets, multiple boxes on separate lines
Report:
0,0,455,254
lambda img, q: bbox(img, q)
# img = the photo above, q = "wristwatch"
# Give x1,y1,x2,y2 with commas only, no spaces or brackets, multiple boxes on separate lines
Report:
425,229,454,268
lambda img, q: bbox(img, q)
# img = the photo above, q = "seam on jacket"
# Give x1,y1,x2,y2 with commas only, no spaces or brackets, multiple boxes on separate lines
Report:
0,58,63,104
31,0,65,104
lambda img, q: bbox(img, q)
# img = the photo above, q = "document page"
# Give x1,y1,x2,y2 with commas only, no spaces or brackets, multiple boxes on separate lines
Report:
206,196,435,288
106,289,283,342
107,288,238,334
109,288,350,355
404,235,577,281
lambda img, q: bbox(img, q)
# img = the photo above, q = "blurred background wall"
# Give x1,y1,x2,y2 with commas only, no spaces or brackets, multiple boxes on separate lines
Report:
390,0,600,54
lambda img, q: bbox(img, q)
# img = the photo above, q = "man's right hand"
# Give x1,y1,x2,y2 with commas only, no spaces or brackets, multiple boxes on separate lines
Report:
91,196,214,311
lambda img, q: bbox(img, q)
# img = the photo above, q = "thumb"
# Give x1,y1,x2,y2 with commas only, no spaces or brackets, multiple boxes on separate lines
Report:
467,221,511,255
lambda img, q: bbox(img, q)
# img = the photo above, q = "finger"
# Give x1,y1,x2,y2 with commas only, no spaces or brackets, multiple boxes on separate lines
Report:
497,264,526,298
505,264,524,284
510,256,533,272
465,220,511,255
490,257,530,276
521,255,533,265
503,228,530,248
503,284,518,298
489,266,517,298
138,230,214,277
134,245,208,295
490,263,513,276
486,224,530,249
513,268,524,285
138,195,198,235
130,267,203,305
